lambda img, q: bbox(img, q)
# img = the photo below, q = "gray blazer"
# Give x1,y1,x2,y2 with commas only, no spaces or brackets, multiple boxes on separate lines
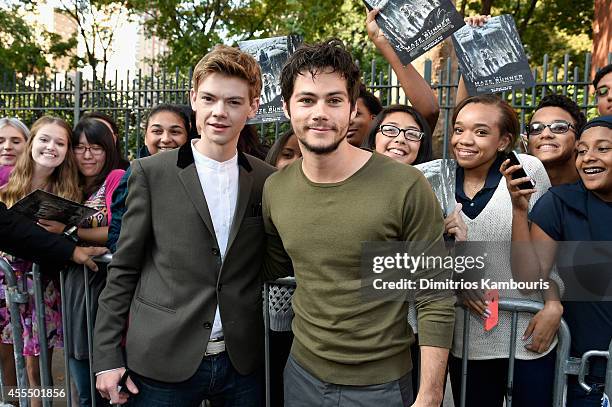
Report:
93,143,275,382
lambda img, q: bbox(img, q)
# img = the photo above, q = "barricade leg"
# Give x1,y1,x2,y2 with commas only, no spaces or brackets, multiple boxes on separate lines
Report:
1,258,30,406
83,265,96,407
59,270,72,407
32,264,52,407
263,282,270,407
506,311,518,407
460,308,469,407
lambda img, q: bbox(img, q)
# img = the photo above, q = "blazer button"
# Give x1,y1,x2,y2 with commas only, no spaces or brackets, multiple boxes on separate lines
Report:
203,322,212,329
211,248,220,256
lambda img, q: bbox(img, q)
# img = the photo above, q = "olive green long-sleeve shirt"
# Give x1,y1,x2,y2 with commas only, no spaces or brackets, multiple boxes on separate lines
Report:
263,152,455,385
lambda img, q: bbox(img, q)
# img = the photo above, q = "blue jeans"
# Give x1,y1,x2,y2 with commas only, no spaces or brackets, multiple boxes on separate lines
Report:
69,357,110,407
566,376,607,407
127,352,262,407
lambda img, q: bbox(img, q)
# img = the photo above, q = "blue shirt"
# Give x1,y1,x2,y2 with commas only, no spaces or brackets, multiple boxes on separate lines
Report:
455,155,505,219
529,182,612,377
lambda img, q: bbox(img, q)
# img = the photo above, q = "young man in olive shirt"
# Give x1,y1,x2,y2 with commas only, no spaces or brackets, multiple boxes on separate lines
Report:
262,39,455,406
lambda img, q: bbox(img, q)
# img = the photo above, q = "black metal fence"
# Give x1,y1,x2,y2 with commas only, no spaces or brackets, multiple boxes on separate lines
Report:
0,52,610,159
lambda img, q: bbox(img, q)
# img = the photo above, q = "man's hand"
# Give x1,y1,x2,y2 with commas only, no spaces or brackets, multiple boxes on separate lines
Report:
96,367,138,404
71,246,108,272
523,301,563,353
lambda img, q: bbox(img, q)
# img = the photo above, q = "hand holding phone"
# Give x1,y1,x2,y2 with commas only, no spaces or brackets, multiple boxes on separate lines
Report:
506,151,536,190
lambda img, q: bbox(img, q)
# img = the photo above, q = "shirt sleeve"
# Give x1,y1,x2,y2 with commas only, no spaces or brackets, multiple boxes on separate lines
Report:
261,178,293,282
528,191,563,241
104,169,126,223
402,171,456,349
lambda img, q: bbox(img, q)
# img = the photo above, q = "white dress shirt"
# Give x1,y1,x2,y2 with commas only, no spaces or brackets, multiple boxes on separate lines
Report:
191,140,239,340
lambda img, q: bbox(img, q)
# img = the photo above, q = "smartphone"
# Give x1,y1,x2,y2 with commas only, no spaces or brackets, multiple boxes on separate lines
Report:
484,289,499,331
507,151,536,190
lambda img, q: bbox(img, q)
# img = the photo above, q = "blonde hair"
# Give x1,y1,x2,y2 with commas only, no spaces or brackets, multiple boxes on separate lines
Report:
192,44,262,100
0,117,30,140
0,116,80,207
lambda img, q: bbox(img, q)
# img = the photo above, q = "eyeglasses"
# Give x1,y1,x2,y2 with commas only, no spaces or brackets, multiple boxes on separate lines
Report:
379,124,424,141
596,85,609,98
74,145,105,156
526,121,575,136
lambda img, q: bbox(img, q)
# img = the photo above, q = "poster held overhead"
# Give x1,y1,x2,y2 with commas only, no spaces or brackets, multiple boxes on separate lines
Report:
363,0,465,64
452,15,535,95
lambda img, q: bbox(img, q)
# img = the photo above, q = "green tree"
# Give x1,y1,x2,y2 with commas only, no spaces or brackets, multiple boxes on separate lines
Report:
0,6,76,77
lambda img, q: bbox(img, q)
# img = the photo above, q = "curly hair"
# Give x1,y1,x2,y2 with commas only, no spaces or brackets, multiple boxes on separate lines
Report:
280,38,361,113
531,94,586,133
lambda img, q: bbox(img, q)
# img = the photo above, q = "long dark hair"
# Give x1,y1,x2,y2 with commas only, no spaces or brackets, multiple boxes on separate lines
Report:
366,104,432,165
72,118,120,198
81,111,130,169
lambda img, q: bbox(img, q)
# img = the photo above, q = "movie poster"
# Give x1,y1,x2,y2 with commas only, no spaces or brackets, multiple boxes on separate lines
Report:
452,15,535,95
363,0,465,64
239,35,302,124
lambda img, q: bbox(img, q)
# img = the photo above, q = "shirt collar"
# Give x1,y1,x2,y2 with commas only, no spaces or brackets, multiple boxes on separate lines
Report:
191,139,238,170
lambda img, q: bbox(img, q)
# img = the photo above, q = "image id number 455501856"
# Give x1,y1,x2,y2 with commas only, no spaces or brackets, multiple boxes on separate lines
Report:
5,387,66,400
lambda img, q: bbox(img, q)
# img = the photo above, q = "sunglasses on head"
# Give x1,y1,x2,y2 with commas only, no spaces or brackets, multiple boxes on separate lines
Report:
526,120,575,136
596,85,609,98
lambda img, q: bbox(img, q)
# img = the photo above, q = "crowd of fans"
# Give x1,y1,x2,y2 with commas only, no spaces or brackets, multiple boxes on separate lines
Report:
0,9,611,407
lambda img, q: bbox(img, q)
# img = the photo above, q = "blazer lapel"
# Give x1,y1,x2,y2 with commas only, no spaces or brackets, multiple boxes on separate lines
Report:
226,165,253,254
178,164,217,243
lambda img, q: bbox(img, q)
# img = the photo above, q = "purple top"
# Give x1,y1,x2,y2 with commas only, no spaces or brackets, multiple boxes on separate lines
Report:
0,166,13,187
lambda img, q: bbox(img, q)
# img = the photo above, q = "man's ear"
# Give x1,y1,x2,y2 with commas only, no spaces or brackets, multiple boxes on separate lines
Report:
248,97,260,119
282,100,291,120
190,89,197,110
349,104,357,121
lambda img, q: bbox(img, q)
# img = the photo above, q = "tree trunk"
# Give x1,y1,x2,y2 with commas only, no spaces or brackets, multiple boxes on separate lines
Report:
592,0,611,79
480,0,495,15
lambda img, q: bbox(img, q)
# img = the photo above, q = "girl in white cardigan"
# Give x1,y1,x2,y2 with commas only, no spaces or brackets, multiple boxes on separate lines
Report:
448,95,561,407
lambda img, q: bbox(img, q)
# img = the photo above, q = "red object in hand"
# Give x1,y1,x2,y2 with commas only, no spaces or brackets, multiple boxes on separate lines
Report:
484,289,499,331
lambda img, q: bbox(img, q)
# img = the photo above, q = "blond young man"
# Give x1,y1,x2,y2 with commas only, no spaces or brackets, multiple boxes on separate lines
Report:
94,45,274,406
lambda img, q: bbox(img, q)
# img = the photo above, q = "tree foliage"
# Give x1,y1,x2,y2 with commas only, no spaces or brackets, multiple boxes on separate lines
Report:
0,5,76,77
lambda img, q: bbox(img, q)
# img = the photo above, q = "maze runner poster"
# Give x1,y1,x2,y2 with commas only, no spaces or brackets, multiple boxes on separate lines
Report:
239,35,301,124
363,0,465,64
452,15,535,95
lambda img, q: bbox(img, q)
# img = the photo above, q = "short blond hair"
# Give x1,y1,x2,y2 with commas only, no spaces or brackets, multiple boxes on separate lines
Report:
192,45,262,100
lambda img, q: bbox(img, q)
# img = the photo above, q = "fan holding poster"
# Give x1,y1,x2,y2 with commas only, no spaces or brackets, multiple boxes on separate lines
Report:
452,15,535,95
239,35,302,124
363,0,465,64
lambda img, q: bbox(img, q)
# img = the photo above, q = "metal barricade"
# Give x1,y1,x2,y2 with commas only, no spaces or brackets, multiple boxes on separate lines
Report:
459,298,572,407
263,277,296,407
0,257,30,406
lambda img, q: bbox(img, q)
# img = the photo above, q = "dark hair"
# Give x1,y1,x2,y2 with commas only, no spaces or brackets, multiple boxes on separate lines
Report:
280,38,361,113
265,129,295,166
593,63,612,89
72,118,120,198
177,104,198,140
452,95,519,154
358,84,383,116
366,105,432,165
145,104,191,135
81,111,129,169
238,124,269,160
532,94,586,133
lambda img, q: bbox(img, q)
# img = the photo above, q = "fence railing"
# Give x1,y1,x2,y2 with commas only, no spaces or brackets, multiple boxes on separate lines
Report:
0,52,611,159
1,256,612,406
